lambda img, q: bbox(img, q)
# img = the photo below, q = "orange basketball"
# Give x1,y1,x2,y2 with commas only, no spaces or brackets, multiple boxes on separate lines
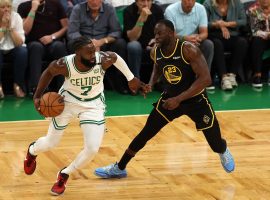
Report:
39,92,65,117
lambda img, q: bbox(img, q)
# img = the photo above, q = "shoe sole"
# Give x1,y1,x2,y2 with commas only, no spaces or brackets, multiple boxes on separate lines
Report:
94,171,127,179
50,190,64,196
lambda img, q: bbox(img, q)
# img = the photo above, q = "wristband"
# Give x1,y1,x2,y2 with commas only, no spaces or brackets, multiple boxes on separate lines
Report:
136,22,144,27
28,12,35,19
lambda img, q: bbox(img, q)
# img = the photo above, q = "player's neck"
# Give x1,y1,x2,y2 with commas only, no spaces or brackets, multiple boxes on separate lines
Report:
74,55,91,72
161,39,177,56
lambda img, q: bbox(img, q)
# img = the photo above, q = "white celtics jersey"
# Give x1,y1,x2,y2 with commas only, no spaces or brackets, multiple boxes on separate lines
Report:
59,52,105,101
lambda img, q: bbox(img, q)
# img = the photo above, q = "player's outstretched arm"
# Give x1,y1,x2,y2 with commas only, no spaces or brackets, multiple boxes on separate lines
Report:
101,51,148,94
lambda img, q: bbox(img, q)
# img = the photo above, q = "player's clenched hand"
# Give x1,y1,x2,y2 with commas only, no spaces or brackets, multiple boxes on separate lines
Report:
128,77,141,94
162,97,180,110
140,83,152,98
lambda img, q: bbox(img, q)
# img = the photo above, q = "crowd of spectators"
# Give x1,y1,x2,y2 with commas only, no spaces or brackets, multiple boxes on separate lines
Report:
0,0,270,99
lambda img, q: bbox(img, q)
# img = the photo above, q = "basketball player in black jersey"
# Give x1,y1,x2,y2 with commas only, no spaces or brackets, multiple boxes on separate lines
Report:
95,19,235,178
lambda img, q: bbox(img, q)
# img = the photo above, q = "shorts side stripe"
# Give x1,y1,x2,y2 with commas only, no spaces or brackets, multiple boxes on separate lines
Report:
80,120,105,125
100,94,105,104
52,118,68,130
197,94,215,131
155,97,170,123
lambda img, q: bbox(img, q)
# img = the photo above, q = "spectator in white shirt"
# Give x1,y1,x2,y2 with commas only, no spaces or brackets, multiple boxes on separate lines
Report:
0,0,28,99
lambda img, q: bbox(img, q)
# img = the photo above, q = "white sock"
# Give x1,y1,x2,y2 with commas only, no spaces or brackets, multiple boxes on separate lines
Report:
29,144,36,156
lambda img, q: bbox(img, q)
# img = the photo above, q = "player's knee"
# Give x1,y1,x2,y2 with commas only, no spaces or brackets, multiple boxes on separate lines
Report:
84,145,100,157
45,137,60,149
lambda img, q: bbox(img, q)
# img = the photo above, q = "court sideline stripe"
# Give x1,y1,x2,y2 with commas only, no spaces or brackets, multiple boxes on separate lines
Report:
0,108,270,123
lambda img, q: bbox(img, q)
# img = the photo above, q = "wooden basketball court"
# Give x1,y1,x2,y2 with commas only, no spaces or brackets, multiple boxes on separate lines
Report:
0,110,269,199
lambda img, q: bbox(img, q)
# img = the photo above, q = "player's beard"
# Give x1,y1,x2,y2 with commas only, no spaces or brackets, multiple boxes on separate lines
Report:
81,57,96,69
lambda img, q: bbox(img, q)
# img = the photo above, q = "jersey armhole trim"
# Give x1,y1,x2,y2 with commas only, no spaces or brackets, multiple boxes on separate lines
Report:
181,41,190,65
65,56,71,79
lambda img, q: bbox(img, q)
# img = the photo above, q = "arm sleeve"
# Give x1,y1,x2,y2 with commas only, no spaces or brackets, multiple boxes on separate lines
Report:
114,53,135,81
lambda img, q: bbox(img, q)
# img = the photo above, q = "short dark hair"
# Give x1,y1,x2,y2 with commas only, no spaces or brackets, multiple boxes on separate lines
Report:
72,36,92,52
157,19,175,32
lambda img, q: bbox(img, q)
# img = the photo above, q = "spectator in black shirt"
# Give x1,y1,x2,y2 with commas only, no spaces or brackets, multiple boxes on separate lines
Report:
18,0,68,95
123,0,163,82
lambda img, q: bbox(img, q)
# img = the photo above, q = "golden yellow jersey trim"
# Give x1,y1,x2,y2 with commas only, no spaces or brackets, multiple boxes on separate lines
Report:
160,39,179,58
181,41,190,65
153,47,157,64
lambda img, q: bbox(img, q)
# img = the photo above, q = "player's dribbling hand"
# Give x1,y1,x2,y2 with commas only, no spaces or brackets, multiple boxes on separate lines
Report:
162,97,180,110
33,98,41,114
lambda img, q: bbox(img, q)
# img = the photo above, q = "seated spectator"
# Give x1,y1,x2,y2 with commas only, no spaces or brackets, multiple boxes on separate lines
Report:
67,0,129,94
0,0,27,99
59,0,94,17
247,0,270,88
59,0,73,16
123,0,163,82
204,0,248,91
164,0,214,89
18,0,68,96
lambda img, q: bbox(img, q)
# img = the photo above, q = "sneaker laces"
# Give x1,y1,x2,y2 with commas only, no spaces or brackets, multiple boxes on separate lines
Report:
58,177,65,187
57,174,68,186
220,149,231,164
103,163,119,174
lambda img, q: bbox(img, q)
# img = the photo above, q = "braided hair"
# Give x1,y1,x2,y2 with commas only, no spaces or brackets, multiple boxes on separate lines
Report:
72,36,93,52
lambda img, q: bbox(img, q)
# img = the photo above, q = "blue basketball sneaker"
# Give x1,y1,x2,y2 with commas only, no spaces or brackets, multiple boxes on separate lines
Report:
94,163,127,178
219,147,235,173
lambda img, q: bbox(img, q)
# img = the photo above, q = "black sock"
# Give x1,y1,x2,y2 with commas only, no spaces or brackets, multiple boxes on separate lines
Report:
118,148,136,170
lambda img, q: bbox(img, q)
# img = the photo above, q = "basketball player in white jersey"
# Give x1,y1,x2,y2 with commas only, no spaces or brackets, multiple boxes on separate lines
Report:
23,36,145,196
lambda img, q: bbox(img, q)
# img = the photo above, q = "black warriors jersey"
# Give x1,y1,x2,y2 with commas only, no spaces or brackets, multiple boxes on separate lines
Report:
154,39,196,97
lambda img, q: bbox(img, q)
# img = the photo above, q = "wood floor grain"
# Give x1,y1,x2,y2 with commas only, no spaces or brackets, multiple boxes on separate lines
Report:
0,110,269,199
